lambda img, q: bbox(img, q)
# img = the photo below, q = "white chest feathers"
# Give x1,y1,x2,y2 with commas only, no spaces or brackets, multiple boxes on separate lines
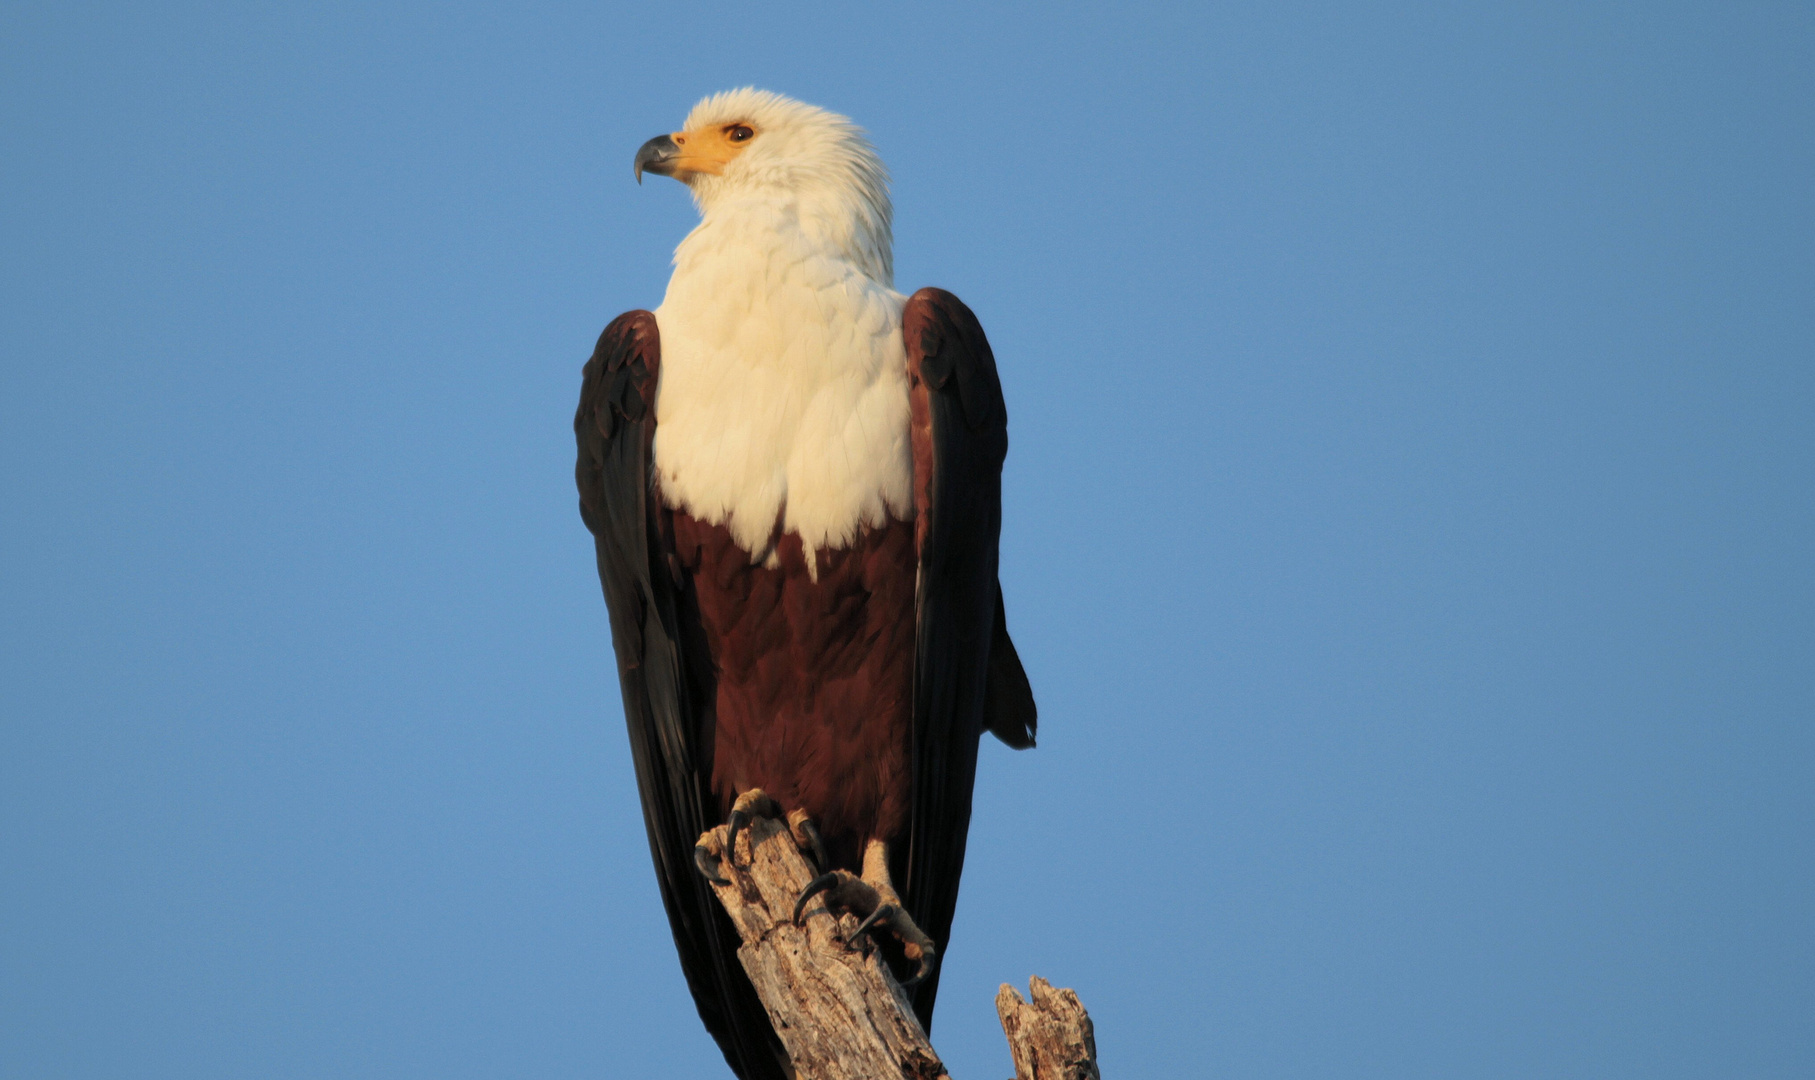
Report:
652,201,913,571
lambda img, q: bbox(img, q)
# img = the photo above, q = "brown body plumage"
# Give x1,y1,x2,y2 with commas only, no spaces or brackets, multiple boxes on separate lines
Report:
670,510,918,873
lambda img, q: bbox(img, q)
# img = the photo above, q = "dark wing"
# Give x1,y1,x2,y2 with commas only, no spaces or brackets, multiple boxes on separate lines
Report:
901,288,1038,1029
575,312,787,1080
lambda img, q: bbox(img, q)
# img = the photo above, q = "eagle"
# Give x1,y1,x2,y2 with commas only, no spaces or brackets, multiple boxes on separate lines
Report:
574,89,1036,1080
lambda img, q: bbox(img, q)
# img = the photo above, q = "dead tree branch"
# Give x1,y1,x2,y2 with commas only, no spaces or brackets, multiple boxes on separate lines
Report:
699,814,1099,1080
996,978,1102,1080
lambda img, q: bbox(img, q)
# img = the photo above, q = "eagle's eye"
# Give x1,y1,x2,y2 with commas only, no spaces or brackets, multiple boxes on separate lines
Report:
727,124,754,143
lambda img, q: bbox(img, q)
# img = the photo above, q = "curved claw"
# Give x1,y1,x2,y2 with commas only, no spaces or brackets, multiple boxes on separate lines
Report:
793,871,842,925
849,901,897,945
796,817,831,872
725,809,749,867
846,902,939,987
900,946,938,988
694,843,729,887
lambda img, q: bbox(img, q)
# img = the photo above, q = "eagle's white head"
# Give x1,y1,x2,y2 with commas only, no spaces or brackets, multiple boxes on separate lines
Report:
635,88,894,286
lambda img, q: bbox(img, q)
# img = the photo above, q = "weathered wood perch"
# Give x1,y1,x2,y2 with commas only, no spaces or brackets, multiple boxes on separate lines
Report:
996,979,1101,1080
700,815,1101,1079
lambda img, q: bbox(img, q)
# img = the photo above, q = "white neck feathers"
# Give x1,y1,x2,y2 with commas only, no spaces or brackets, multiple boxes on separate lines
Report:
648,90,913,575
652,184,911,575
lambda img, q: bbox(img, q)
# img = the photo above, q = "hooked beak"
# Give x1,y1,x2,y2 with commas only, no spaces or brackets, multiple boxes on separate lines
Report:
634,134,679,185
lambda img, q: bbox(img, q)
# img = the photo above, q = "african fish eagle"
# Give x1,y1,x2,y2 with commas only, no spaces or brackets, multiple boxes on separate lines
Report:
575,88,1036,1080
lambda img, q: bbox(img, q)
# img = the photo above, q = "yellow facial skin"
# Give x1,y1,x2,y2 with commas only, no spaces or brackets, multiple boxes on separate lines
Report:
667,122,757,178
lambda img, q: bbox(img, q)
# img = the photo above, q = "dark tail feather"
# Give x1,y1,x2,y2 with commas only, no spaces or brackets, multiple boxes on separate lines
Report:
983,583,1037,750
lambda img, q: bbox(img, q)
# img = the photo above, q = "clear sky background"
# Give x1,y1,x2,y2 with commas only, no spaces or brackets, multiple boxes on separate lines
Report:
3,2,1810,1077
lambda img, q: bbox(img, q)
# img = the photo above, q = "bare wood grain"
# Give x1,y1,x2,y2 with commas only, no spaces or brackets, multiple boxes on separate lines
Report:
701,815,948,1080
996,978,1101,1080
700,813,1099,1080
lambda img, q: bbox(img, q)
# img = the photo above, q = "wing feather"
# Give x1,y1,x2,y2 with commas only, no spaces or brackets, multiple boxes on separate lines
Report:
902,288,1037,1028
575,312,787,1080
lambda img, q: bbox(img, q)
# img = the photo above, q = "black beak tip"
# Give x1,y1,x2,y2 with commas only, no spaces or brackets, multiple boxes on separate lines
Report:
633,134,679,186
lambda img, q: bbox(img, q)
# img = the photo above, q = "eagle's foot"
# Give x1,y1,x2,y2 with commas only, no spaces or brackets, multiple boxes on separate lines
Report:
724,788,778,869
852,902,937,987
693,788,780,885
791,868,938,987
791,868,861,926
786,808,831,872
692,841,729,887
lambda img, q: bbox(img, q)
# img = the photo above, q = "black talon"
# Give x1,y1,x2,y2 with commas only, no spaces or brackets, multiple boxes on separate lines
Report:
793,871,841,925
725,809,749,867
694,843,729,886
849,902,897,945
844,901,939,987
900,947,937,988
797,818,830,871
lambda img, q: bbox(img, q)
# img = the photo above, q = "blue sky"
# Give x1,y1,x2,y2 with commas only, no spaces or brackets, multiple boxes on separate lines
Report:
3,2,1811,1077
